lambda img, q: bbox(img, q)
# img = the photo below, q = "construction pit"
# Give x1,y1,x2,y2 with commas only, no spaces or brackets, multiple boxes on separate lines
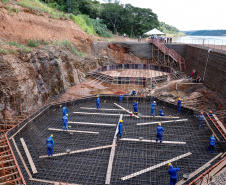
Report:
6,95,225,185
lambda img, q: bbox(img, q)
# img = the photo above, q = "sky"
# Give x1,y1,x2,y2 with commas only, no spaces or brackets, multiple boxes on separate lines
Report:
99,0,226,31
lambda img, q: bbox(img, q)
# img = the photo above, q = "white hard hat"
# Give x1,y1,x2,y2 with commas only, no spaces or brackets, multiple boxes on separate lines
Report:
153,101,156,103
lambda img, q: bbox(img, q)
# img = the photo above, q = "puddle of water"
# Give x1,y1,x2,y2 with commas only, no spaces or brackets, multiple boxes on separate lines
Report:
170,90,185,97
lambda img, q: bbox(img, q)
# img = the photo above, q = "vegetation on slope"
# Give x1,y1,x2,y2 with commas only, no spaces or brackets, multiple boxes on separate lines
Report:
159,22,185,37
183,30,226,36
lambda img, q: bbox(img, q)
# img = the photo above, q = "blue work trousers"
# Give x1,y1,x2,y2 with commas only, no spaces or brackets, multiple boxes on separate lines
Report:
96,103,101,109
47,145,53,156
156,133,162,142
151,109,155,116
198,122,202,130
117,131,122,137
63,123,68,130
170,178,177,185
178,106,181,113
207,145,215,153
134,107,138,114
159,113,165,116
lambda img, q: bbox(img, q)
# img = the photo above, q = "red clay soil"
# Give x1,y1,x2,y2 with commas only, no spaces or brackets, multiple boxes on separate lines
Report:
0,2,93,52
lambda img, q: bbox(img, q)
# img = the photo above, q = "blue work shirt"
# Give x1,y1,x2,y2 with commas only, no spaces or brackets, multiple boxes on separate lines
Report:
119,95,123,101
133,102,138,108
151,102,156,109
209,136,216,146
62,115,68,124
157,126,164,135
96,97,100,104
177,100,181,107
46,136,54,147
118,122,122,132
168,165,180,179
131,91,136,95
61,107,68,116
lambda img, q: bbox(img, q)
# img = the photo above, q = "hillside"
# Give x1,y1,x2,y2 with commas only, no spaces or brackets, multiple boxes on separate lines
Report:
159,22,185,37
183,30,226,36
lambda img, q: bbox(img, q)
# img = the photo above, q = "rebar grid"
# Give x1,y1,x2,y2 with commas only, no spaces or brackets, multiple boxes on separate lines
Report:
7,96,224,185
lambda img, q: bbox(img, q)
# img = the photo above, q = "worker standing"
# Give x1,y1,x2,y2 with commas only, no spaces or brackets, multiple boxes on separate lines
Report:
209,111,213,117
62,114,68,131
119,94,124,104
195,112,205,130
168,163,180,185
131,89,136,96
60,105,68,116
207,135,217,153
96,95,101,109
177,98,181,114
46,135,54,157
133,101,138,115
117,120,123,138
156,123,164,143
159,107,165,116
151,101,156,117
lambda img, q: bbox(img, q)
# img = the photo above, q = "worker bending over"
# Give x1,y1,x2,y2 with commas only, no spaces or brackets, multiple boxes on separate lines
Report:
96,95,101,109
117,120,123,138
133,101,138,115
195,112,205,130
62,114,68,131
46,135,54,157
168,163,180,185
119,94,124,104
207,135,216,153
159,107,165,116
177,98,181,114
151,101,156,117
60,105,68,116
131,89,136,96
156,123,164,143
209,111,213,117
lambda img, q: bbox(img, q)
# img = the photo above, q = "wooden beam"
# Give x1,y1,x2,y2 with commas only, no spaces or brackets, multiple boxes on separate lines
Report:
29,178,80,185
114,103,139,118
139,115,180,119
0,165,16,170
12,138,32,178
20,138,37,174
120,138,186,145
177,152,223,185
137,119,188,126
203,114,220,141
0,171,19,179
213,114,226,134
80,107,124,111
68,121,116,127
121,152,192,181
10,105,51,139
73,112,120,116
105,114,123,184
39,144,116,158
48,128,99,134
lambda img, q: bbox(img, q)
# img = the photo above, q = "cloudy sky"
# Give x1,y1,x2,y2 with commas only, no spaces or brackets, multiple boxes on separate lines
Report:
99,0,226,31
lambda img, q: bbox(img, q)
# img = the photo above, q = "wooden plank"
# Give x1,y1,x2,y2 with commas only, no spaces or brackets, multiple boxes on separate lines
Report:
137,119,188,126
39,144,116,158
177,152,223,185
121,152,192,181
12,138,32,178
213,114,226,134
0,165,16,170
73,112,120,116
0,171,18,179
139,115,180,119
20,138,37,174
68,121,116,127
114,103,139,118
80,107,124,111
10,105,51,139
120,138,186,145
29,178,80,185
203,114,220,141
48,128,99,134
105,114,123,184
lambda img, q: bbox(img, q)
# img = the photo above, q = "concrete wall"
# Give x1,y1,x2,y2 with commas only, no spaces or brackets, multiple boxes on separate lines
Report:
165,44,188,58
185,45,226,98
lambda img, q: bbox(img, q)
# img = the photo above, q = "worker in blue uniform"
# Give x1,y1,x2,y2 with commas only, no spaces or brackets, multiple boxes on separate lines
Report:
117,120,123,138
168,163,180,185
159,107,165,116
156,123,164,143
195,112,205,130
177,98,181,114
131,89,136,96
96,95,101,109
46,135,54,157
151,101,156,117
62,114,68,131
209,111,213,117
119,94,124,104
133,101,138,115
60,105,68,116
207,135,217,153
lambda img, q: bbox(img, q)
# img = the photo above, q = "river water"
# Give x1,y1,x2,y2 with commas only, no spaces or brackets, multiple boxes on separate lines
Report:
173,36,226,45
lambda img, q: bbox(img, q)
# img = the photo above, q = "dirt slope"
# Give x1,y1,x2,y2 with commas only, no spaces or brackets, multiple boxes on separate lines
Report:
0,1,93,52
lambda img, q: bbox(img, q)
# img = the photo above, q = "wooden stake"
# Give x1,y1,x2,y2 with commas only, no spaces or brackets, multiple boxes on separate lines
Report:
68,121,116,127
137,119,188,126
120,138,186,145
80,107,124,111
48,128,99,134
73,112,120,116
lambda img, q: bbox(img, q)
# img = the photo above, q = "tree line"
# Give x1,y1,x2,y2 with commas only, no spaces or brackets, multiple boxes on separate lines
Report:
41,0,180,37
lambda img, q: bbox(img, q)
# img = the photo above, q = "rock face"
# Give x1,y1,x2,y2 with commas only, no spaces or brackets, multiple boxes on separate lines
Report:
0,46,108,123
